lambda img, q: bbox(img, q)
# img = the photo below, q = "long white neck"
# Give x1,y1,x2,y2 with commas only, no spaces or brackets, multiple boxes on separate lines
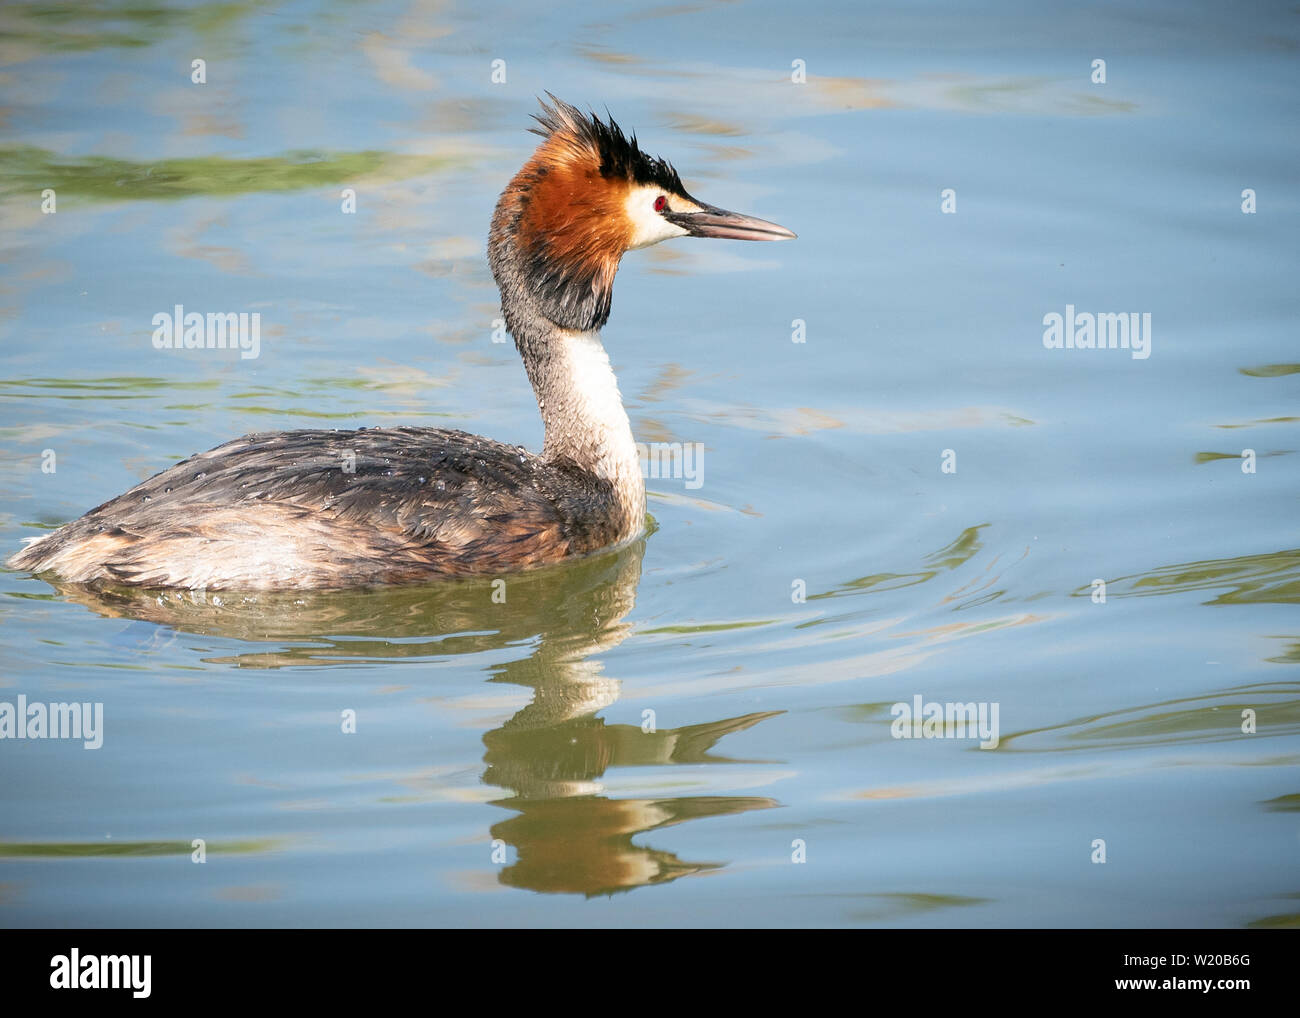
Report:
522,326,645,541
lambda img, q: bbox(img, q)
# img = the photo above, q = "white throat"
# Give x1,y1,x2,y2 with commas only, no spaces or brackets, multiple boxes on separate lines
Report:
541,330,645,524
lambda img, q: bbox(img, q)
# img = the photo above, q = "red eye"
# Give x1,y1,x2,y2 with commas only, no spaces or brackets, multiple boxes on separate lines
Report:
653,195,668,213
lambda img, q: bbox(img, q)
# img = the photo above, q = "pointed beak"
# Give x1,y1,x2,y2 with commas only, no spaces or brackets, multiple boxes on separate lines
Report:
666,202,796,242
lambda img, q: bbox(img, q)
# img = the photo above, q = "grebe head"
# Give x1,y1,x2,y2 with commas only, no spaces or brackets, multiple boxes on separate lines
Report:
489,94,795,333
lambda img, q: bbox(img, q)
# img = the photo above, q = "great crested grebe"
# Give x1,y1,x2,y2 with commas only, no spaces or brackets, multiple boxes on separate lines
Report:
9,96,794,590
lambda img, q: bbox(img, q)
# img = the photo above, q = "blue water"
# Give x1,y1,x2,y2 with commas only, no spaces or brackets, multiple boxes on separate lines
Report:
0,0,1296,927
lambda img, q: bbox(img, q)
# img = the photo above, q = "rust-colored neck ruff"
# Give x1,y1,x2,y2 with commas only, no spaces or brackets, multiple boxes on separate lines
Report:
489,135,633,333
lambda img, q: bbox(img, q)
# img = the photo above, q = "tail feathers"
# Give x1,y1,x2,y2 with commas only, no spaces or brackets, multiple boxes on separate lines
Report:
8,533,55,569
7,525,126,582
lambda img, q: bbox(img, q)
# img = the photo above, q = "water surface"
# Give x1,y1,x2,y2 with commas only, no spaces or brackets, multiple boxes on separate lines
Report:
0,0,1297,927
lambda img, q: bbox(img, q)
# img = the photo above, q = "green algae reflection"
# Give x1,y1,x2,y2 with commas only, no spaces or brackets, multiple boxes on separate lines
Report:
0,146,450,204
1074,547,1300,607
809,525,988,600
0,838,280,858
0,1,265,53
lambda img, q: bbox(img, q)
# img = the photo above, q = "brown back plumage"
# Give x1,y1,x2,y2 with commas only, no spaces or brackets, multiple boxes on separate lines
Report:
9,428,626,589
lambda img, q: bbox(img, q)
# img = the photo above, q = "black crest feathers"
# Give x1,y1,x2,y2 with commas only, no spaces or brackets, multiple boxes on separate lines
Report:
530,93,684,195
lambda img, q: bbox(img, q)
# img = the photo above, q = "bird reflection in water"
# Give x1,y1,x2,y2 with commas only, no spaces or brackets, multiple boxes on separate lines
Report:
47,534,781,897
